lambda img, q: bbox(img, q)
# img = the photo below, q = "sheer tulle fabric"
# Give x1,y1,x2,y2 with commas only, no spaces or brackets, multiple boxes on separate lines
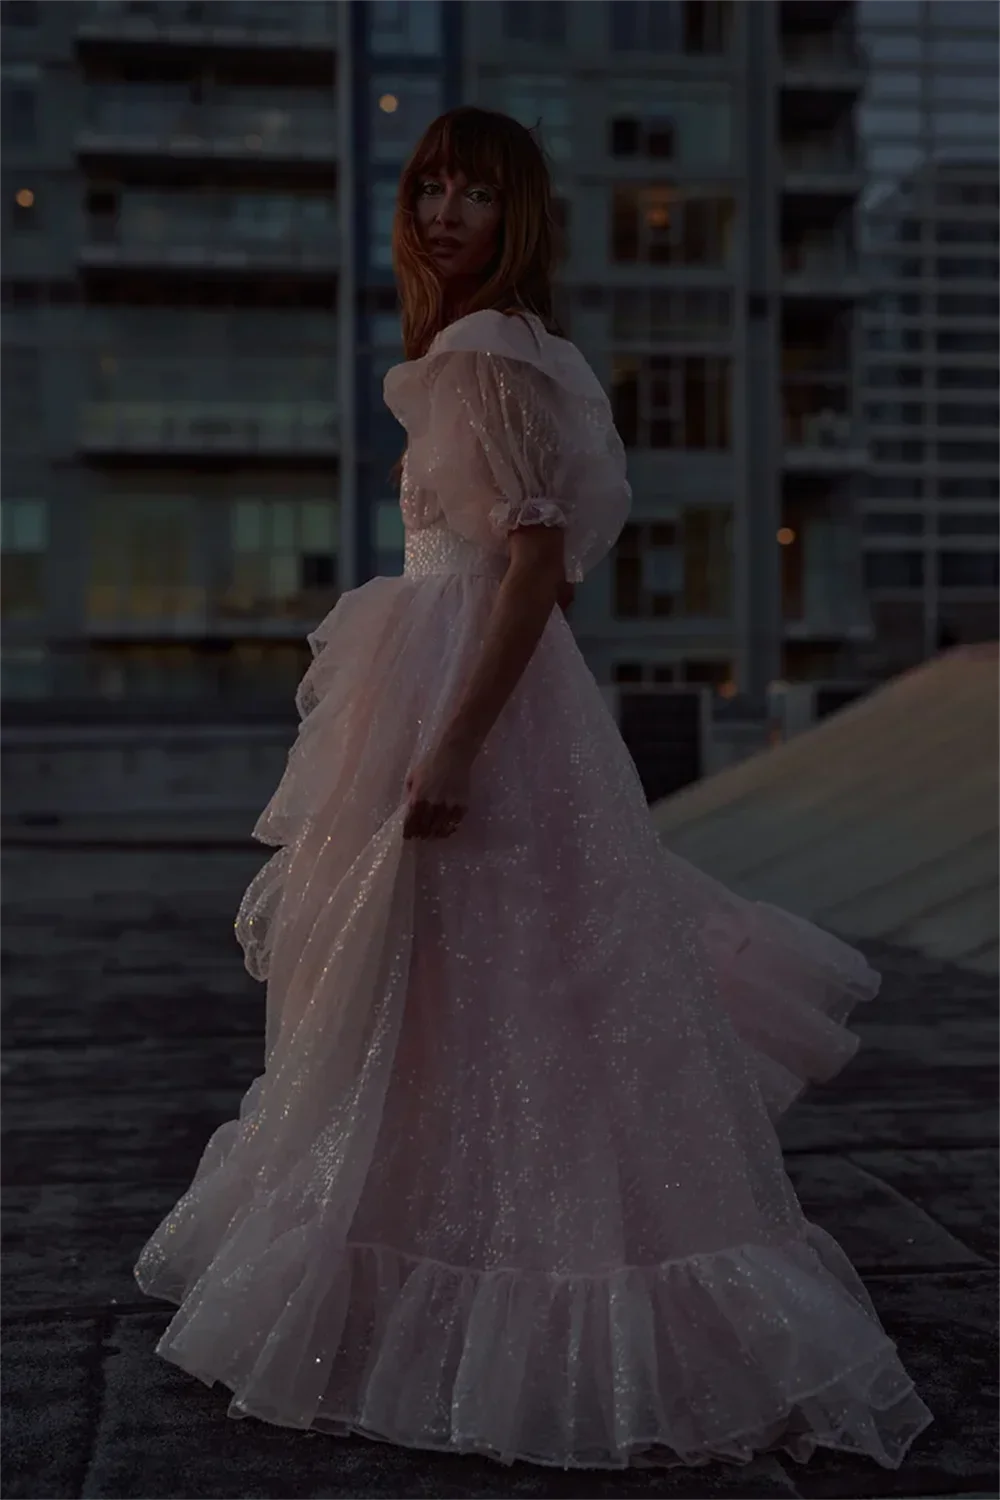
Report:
134,314,932,1471
383,309,632,583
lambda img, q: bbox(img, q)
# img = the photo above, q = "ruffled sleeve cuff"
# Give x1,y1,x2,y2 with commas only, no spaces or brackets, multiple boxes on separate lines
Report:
488,497,569,537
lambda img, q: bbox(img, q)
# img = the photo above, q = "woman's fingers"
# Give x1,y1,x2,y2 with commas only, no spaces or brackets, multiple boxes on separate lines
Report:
404,799,465,840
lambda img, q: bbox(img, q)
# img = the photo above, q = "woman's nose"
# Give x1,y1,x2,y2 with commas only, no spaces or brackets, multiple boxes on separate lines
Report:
436,187,462,223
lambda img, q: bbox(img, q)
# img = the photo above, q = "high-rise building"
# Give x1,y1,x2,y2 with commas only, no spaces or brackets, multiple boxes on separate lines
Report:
858,0,999,674
453,0,873,703
2,0,348,705
2,0,876,721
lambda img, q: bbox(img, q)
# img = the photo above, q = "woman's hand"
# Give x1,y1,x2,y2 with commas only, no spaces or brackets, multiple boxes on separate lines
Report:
403,742,473,840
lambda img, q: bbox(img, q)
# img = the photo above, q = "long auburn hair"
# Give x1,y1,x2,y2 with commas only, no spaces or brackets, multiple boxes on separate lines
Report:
392,104,564,366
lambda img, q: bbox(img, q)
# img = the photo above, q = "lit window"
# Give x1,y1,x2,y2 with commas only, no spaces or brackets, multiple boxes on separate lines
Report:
612,185,734,267
222,498,339,622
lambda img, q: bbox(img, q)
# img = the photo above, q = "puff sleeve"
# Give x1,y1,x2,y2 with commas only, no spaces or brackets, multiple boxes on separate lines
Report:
384,313,631,583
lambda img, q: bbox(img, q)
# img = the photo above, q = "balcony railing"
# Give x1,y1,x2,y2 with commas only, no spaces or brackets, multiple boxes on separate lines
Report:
80,194,338,271
783,408,868,469
77,1,337,48
79,97,337,161
782,142,860,177
782,244,857,278
781,34,864,73
80,357,338,455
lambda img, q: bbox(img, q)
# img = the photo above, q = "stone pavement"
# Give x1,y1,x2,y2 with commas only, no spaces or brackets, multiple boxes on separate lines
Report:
2,841,997,1500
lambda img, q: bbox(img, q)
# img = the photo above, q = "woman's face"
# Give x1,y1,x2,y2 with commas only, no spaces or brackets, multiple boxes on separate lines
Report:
414,167,502,283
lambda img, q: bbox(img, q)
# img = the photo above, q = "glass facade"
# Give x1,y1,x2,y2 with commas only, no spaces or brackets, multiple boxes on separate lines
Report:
859,0,999,669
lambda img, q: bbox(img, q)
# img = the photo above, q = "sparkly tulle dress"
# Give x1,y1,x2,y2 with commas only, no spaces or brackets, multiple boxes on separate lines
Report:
134,309,933,1470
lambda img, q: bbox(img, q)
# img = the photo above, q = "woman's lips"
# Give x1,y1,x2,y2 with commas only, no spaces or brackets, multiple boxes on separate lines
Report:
430,239,463,256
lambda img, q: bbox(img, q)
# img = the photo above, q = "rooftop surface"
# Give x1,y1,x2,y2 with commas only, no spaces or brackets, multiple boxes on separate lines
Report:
654,644,999,978
2,840,997,1499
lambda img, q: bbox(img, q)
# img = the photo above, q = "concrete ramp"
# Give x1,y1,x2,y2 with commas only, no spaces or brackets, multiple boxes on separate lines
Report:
652,645,999,976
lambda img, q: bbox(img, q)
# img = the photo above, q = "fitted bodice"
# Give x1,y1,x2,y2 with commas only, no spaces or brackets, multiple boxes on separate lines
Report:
403,520,508,581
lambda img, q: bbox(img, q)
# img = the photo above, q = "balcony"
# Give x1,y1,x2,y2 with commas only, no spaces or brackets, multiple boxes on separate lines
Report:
782,519,872,641
781,34,865,94
783,407,869,473
77,96,337,165
79,193,338,275
782,242,863,302
782,141,863,203
76,1,337,53
80,356,338,459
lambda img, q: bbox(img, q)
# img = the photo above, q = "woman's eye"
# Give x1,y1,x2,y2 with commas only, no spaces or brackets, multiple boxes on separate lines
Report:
418,181,441,197
468,187,494,205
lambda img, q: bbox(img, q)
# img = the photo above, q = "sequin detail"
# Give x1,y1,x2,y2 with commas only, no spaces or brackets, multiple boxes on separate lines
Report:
133,308,933,1472
404,520,508,580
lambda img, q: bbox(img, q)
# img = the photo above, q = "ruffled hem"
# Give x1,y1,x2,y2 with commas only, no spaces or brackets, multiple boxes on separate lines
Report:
137,1223,931,1472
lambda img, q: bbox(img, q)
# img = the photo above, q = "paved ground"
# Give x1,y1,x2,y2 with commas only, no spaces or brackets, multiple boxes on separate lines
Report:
2,842,997,1500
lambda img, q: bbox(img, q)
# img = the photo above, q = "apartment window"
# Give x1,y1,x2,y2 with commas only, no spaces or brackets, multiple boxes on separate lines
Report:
866,327,923,353
370,179,397,269
867,364,923,388
88,496,204,624
935,367,999,391
610,1,732,54
1,498,46,620
864,552,924,589
929,1,1000,27
2,347,41,448
613,511,732,619
861,1,920,22
612,186,734,267
222,498,338,623
937,403,1000,428
371,76,441,163
938,513,1000,537
872,440,925,463
939,477,1000,500
504,77,572,163
612,288,732,343
939,552,1000,589
936,256,999,282
936,329,998,353
608,88,731,169
1,2,38,24
865,401,923,425
935,220,1000,247
937,293,1000,318
369,0,441,55
2,86,35,147
375,497,405,575
612,356,731,449
869,476,924,499
938,441,998,463
863,513,924,537
501,0,565,46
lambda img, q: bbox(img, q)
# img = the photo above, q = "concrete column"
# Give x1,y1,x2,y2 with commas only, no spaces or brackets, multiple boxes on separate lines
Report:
740,0,782,707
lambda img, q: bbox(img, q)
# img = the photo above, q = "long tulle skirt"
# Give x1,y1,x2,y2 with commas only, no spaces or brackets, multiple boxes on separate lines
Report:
134,563,933,1470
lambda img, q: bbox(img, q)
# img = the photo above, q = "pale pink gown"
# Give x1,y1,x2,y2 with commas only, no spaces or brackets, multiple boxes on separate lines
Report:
134,309,933,1471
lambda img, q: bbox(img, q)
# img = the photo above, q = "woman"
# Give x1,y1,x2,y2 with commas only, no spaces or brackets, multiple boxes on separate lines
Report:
135,108,932,1472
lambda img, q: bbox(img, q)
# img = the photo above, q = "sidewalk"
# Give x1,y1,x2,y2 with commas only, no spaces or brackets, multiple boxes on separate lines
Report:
2,842,997,1499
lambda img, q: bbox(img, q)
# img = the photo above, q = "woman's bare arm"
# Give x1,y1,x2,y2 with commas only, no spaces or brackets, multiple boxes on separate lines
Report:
436,525,566,764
